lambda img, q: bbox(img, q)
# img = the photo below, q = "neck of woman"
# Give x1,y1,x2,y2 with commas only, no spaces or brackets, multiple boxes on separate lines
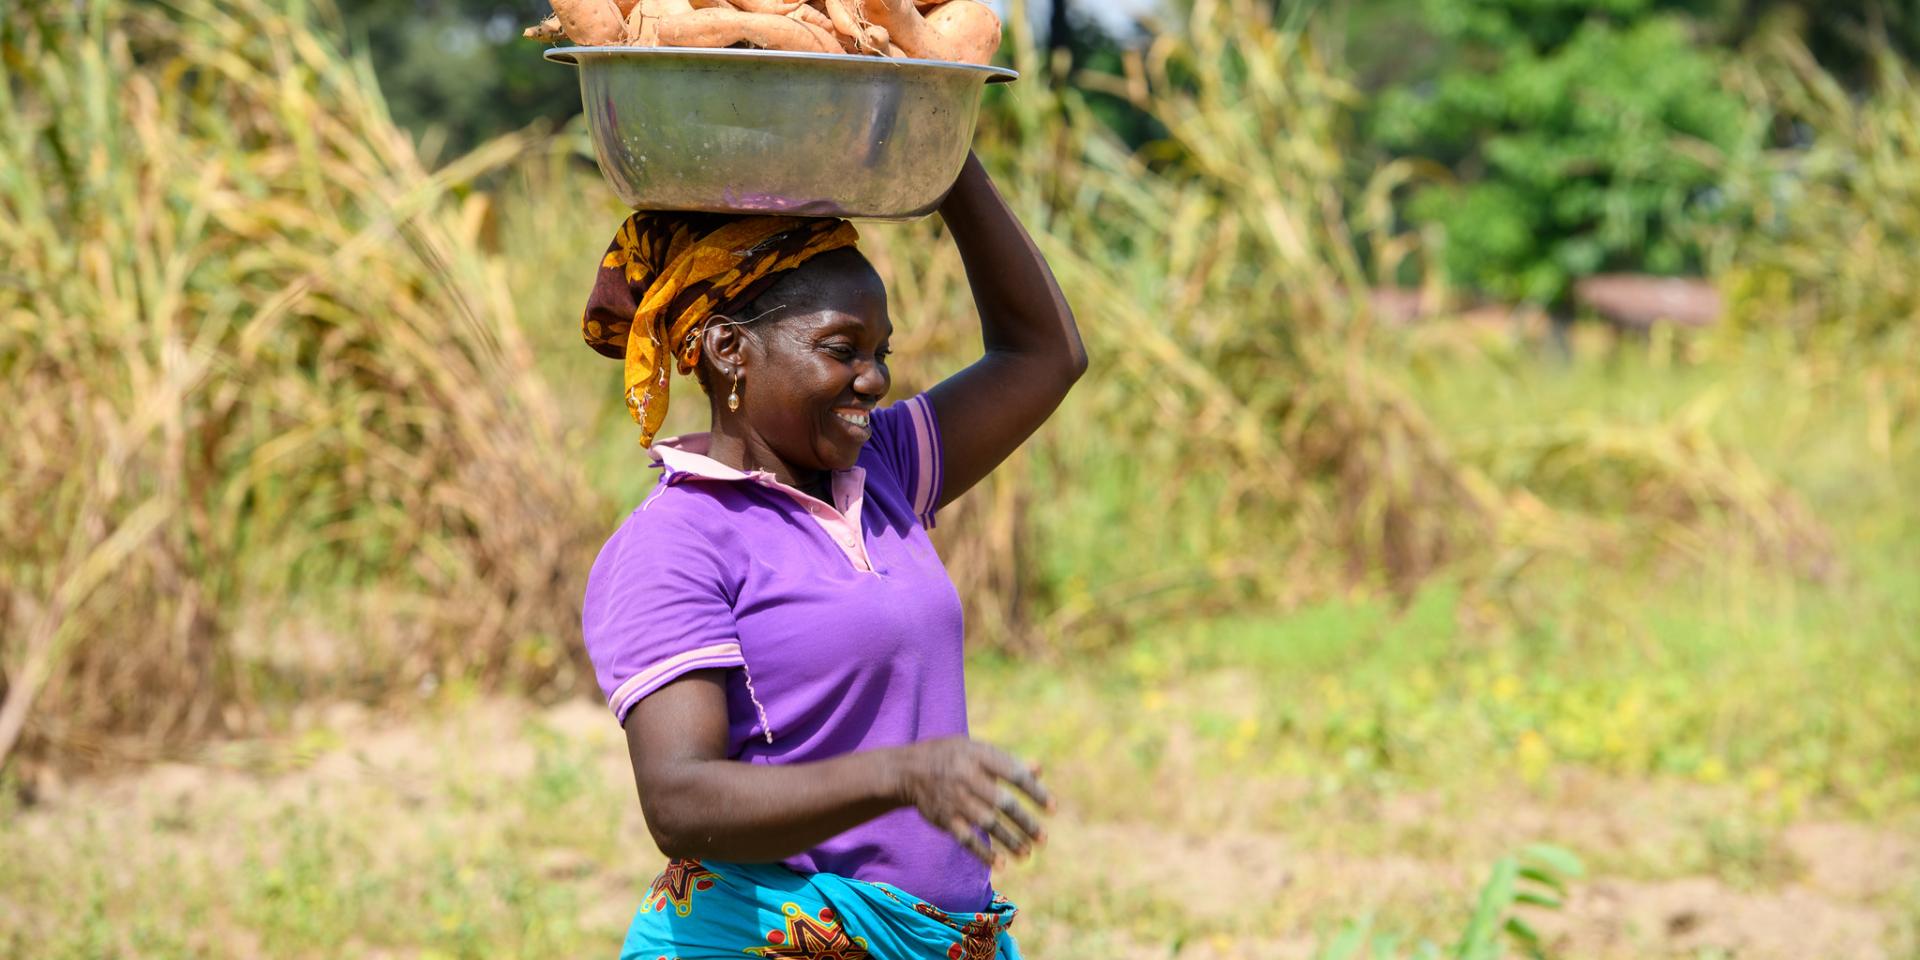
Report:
704,427,833,503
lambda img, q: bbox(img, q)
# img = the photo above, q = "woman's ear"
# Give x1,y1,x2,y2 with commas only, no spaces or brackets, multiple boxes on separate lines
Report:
702,315,751,380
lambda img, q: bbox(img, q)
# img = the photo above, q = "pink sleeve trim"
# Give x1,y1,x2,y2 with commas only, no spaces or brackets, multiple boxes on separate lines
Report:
607,641,746,721
905,394,941,528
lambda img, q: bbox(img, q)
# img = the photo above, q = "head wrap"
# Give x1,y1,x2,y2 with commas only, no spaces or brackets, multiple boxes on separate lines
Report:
583,212,861,446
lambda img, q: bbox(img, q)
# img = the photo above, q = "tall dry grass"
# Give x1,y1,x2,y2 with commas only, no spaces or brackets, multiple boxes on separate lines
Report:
1719,32,1920,351
0,0,599,770
1707,29,1920,494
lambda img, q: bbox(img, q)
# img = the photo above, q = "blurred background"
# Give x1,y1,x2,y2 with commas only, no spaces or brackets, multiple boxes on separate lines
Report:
3,0,1917,956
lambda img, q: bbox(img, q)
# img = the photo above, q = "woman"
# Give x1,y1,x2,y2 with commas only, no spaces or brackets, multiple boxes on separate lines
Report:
579,152,1086,960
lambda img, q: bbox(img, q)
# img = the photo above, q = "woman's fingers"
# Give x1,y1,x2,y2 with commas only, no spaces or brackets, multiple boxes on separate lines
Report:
993,786,1046,844
1013,766,1054,813
960,795,1032,859
946,816,995,866
963,775,1042,852
984,745,1055,812
984,816,1031,859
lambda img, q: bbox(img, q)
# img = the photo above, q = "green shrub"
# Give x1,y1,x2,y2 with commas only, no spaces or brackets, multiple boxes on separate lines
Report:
1373,0,1753,305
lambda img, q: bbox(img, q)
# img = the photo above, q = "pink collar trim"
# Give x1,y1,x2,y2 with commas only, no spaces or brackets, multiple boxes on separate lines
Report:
648,433,876,573
650,433,768,483
649,433,865,493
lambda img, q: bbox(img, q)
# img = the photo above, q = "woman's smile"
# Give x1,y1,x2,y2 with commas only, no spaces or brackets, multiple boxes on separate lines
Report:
831,405,875,439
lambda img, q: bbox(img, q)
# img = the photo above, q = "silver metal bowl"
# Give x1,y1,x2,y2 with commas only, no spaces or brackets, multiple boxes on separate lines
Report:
545,46,1016,221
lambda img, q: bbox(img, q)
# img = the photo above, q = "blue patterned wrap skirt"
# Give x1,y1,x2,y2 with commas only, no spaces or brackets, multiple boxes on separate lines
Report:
622,859,1023,960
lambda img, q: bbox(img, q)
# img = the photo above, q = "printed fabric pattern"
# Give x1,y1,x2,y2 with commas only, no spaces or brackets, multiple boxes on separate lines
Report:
623,859,1020,960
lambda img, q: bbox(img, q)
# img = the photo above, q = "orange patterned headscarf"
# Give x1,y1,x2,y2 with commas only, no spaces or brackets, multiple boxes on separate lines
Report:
583,212,860,446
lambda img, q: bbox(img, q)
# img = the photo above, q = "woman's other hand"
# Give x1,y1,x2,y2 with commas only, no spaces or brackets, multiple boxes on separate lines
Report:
893,736,1054,867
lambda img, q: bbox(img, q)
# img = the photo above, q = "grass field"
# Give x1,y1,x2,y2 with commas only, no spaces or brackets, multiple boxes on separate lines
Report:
6,616,1916,959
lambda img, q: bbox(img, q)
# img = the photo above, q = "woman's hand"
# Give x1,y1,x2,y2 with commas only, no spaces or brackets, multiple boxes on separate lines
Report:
893,736,1054,866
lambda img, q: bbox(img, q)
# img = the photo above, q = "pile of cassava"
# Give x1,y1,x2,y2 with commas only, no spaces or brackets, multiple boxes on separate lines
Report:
525,0,1002,65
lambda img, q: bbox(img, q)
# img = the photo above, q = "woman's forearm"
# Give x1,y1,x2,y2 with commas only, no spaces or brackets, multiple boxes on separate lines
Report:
937,153,1086,374
643,746,908,863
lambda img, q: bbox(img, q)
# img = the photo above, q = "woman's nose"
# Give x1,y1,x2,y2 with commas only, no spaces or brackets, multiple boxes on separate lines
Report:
853,356,889,397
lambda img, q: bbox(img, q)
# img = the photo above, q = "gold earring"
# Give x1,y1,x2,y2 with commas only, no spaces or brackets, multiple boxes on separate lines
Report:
727,373,741,412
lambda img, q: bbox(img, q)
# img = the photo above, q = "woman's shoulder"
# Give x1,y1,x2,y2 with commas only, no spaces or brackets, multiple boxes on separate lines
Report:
601,482,747,561
585,492,747,616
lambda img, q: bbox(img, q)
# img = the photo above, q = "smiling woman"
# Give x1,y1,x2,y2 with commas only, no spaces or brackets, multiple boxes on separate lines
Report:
575,153,1086,959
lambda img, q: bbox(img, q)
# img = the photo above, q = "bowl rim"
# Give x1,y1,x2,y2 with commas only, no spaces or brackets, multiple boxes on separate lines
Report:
542,44,1019,83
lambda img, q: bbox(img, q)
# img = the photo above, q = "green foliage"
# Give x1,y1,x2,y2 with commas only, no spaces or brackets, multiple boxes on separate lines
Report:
1457,845,1584,959
1373,0,1753,304
1310,844,1583,960
1734,1,1920,90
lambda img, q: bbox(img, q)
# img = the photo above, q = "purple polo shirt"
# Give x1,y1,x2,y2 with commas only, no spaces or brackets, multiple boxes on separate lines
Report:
581,393,990,913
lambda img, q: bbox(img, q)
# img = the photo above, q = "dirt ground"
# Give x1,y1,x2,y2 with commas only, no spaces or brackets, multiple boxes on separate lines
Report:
5,698,1916,959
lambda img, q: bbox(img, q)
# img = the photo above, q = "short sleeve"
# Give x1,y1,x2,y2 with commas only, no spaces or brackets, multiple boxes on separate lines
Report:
582,510,745,724
864,392,945,529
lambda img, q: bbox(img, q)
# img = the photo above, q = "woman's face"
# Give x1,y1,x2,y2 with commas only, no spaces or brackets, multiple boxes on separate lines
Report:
724,250,893,474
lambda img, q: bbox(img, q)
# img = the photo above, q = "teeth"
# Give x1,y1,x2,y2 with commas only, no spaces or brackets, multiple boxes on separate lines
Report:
834,411,871,428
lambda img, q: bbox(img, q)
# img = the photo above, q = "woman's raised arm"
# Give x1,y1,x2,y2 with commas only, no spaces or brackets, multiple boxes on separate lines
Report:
926,152,1087,511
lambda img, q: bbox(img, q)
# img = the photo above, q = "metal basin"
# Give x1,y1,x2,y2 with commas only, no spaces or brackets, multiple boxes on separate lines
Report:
545,46,1016,221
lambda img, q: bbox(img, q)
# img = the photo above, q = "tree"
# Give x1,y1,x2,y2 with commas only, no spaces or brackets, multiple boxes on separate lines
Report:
1369,0,1754,307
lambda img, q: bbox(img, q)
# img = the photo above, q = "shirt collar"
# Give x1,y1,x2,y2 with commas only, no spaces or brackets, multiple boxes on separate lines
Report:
649,432,766,482
649,433,866,496
650,433,874,570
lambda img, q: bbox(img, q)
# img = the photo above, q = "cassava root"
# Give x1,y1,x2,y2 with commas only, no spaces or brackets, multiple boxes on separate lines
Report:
524,0,1000,65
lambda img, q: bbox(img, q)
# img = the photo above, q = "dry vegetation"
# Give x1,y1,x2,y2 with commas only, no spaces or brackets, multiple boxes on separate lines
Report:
0,0,599,771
